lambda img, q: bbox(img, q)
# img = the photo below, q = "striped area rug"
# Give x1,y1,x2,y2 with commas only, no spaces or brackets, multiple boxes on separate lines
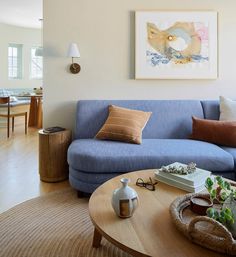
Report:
0,189,130,257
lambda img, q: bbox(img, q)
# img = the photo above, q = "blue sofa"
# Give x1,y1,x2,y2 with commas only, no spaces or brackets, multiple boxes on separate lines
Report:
67,100,236,194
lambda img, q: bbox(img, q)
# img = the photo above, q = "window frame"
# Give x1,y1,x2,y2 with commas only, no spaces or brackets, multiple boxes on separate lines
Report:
8,43,23,80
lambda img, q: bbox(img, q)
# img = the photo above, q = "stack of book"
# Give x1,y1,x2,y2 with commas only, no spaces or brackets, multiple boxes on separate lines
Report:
154,162,212,193
43,126,65,134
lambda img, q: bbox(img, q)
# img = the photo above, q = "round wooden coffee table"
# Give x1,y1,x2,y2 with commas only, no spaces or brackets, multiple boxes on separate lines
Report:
89,170,225,257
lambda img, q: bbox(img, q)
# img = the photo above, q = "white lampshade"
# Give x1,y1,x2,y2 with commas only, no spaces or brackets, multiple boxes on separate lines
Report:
67,43,80,58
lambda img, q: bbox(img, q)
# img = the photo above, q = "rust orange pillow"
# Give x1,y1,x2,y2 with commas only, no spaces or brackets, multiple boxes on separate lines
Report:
190,116,236,147
95,105,152,144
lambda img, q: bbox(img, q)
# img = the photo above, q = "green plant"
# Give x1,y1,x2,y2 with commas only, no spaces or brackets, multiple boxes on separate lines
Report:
205,176,236,226
206,207,234,226
205,176,236,203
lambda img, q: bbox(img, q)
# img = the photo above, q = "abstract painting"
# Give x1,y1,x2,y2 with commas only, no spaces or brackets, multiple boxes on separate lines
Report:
135,11,218,79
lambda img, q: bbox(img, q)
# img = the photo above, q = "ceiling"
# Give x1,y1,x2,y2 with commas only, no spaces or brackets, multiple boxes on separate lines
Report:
0,0,42,29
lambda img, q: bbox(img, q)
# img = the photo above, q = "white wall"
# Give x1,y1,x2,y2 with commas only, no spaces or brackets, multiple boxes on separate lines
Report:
0,23,42,89
43,0,236,131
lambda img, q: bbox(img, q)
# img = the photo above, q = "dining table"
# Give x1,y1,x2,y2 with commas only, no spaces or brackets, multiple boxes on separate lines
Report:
15,94,43,128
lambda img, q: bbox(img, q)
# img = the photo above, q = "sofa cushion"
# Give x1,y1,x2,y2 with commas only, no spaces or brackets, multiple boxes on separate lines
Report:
219,96,236,121
75,100,204,139
0,89,13,97
69,169,104,193
68,139,234,173
190,117,236,147
96,105,151,144
69,167,122,185
221,147,236,167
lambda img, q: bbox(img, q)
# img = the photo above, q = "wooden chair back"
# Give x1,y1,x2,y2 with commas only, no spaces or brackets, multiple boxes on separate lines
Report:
0,97,10,114
0,96,27,138
0,97,10,137
0,96,10,104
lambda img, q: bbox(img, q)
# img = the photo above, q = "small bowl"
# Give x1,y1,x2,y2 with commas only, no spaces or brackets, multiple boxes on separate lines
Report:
190,196,213,215
33,88,43,95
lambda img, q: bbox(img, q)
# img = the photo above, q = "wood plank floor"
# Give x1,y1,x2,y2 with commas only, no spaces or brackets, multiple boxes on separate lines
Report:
0,122,70,213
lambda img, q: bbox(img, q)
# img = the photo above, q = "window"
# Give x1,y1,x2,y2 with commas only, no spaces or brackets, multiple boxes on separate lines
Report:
8,44,23,79
31,47,43,79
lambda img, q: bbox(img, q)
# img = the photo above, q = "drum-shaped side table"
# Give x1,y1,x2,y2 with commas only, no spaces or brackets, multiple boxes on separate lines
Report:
38,129,72,182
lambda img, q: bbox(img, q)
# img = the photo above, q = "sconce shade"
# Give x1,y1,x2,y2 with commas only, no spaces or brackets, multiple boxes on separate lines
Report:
67,43,80,58
35,47,43,57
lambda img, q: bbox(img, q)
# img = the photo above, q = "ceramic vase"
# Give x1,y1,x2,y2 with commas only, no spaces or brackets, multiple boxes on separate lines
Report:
223,194,236,237
111,178,138,218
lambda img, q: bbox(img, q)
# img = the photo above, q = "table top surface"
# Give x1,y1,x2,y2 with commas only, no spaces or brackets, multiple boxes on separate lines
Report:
14,93,43,97
89,170,226,257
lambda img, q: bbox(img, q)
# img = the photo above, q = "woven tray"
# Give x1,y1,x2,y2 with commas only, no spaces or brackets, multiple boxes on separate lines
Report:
169,193,236,255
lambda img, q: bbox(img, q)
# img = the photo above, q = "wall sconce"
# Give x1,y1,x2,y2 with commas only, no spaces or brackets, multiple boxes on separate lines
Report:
35,19,43,57
67,43,81,74
35,47,43,57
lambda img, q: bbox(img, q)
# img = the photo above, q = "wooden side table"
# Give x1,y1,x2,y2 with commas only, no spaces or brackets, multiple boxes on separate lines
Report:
28,95,43,128
38,129,72,182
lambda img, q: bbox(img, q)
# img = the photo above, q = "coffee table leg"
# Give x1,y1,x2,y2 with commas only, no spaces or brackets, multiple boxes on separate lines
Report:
92,227,102,248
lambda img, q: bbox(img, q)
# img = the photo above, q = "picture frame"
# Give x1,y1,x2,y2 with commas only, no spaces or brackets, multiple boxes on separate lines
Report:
135,11,218,79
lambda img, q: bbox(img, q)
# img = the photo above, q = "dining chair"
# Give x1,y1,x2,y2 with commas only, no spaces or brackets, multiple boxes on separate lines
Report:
0,97,27,138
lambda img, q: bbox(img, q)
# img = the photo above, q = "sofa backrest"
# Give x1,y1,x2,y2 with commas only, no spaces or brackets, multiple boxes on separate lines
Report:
75,100,207,139
201,100,220,120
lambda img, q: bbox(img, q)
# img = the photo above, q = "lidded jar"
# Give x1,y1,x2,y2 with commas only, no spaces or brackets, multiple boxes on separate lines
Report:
111,178,138,218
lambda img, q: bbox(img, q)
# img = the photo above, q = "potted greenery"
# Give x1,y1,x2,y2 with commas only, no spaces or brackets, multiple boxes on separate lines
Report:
205,176,236,236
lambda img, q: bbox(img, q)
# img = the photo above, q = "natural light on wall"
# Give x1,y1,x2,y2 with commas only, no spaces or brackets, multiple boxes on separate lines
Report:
31,47,43,79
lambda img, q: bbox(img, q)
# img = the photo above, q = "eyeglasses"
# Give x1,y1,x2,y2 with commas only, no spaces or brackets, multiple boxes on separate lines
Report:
136,177,158,191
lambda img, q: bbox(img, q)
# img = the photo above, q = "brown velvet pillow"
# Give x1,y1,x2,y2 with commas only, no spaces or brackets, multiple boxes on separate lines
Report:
190,116,236,147
95,105,152,144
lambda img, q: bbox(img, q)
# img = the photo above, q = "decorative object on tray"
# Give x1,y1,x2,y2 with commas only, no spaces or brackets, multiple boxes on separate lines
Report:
155,162,211,193
190,195,213,215
170,177,236,255
111,178,138,218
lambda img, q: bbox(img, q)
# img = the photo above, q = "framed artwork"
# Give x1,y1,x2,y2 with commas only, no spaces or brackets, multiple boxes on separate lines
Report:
135,11,218,79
